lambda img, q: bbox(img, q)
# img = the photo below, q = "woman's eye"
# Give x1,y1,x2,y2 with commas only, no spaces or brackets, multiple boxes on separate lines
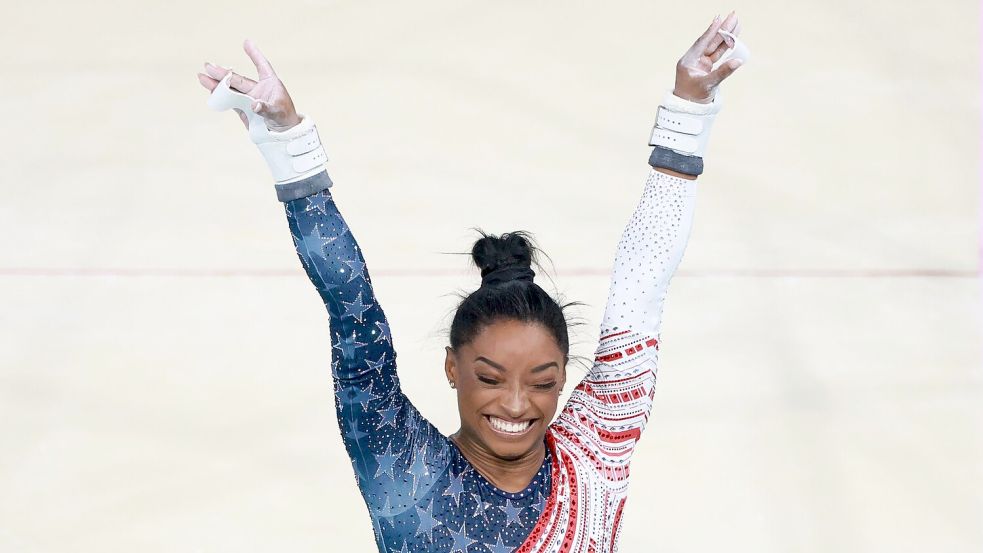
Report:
534,381,557,391
477,376,500,385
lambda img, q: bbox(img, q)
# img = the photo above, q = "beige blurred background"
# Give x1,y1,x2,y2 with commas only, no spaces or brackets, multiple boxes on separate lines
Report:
1,0,980,551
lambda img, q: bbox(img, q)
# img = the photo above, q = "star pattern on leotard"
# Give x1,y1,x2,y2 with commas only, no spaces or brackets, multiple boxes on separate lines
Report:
375,404,400,430
348,382,381,410
484,535,512,553
365,351,388,374
442,471,466,507
470,493,496,523
344,418,368,442
374,442,401,479
316,281,339,295
447,522,476,553
502,499,523,527
297,225,330,263
305,193,332,215
415,500,441,541
343,257,367,283
341,291,373,322
374,320,392,345
404,408,421,433
334,330,367,360
408,447,432,494
339,385,360,404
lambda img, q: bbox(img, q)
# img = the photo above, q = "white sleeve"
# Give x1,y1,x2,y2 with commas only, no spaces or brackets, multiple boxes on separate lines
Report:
552,168,696,460
599,168,697,339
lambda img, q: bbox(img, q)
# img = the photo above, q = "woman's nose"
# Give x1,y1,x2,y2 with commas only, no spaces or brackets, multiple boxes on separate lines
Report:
502,385,530,417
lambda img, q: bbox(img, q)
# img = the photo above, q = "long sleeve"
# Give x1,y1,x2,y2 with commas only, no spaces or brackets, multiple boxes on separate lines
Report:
282,171,451,520
599,168,697,338
553,168,696,458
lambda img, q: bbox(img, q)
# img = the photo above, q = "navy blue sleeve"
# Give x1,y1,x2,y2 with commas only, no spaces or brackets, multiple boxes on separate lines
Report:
281,172,451,516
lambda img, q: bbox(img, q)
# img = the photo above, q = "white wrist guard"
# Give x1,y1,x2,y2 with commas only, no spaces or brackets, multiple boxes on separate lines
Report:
648,90,723,158
207,72,327,184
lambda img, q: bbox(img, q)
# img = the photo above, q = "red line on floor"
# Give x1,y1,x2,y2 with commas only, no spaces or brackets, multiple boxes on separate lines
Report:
0,268,978,278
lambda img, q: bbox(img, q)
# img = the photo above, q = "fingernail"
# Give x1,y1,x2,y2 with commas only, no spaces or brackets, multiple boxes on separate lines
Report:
714,14,721,22
253,102,262,113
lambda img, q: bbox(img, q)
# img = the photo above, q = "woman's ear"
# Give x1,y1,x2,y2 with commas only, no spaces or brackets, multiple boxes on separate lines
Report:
444,346,457,386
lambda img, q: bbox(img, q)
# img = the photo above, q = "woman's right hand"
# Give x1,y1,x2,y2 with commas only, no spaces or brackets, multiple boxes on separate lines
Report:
672,11,743,104
196,39,302,132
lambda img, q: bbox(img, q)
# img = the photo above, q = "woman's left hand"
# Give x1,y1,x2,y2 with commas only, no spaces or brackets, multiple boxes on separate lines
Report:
197,39,302,132
673,11,744,104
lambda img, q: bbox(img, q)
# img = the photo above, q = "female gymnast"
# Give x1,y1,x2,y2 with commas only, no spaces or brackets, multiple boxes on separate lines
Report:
197,11,745,552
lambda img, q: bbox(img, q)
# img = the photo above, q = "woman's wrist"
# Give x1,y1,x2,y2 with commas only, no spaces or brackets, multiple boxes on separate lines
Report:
653,166,697,180
671,88,713,104
266,112,303,132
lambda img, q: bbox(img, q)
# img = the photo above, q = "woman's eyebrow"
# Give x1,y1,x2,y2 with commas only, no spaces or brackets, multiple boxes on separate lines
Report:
531,362,558,373
475,356,505,371
474,356,557,373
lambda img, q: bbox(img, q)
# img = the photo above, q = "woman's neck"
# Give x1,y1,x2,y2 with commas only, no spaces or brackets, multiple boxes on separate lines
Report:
450,430,546,494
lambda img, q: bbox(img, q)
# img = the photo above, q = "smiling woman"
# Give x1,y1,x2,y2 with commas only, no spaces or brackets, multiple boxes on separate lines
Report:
198,10,745,553
444,232,571,476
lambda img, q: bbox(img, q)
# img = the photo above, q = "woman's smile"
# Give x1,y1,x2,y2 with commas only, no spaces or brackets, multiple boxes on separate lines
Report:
485,415,536,437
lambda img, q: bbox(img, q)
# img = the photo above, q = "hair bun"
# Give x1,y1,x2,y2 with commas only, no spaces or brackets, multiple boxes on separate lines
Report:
471,231,536,286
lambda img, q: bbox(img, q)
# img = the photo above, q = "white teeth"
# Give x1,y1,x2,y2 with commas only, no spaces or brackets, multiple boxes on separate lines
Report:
488,416,532,434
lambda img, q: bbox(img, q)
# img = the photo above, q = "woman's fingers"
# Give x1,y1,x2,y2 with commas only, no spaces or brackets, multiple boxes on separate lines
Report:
704,57,743,89
197,72,219,92
690,14,725,58
707,30,738,62
203,62,257,93
197,70,250,128
705,13,741,64
243,39,276,79
707,32,732,63
202,62,228,81
705,11,738,55
708,43,727,64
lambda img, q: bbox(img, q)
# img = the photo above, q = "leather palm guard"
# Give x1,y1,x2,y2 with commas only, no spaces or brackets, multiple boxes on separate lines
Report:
207,72,328,185
711,30,750,72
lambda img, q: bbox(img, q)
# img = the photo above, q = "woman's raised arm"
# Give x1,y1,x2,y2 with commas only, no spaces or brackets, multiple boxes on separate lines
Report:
198,44,450,520
554,13,746,456
602,10,745,336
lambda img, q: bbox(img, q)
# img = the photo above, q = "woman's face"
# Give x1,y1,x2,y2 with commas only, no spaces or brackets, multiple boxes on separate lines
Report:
445,319,566,461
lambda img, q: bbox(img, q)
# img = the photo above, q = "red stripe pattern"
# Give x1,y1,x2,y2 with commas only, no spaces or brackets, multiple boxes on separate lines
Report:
518,330,659,552
514,169,695,552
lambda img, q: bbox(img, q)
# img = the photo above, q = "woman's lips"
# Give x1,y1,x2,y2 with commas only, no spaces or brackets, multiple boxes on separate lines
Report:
485,415,535,436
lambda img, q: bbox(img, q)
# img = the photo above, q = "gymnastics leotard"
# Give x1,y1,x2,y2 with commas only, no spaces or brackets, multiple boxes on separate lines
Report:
279,161,696,552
